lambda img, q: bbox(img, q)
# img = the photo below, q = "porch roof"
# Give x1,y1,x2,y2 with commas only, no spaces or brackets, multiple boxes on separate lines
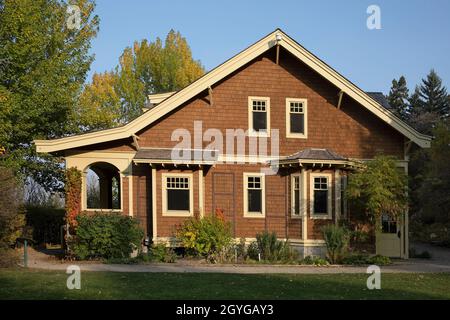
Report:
270,148,361,170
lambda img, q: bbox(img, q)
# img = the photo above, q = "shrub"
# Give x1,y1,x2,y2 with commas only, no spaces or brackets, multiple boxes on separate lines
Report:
247,241,260,261
0,166,25,249
249,231,299,263
176,215,232,263
223,238,247,263
342,253,370,265
71,212,144,260
25,206,65,245
300,255,329,266
0,248,20,267
148,242,177,263
322,224,349,264
341,253,392,265
367,254,391,265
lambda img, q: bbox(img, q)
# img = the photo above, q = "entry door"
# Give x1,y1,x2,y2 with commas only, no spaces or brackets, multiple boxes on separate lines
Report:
376,214,402,258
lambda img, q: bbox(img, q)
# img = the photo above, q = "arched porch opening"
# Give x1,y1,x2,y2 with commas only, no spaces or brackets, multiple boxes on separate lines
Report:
86,162,121,210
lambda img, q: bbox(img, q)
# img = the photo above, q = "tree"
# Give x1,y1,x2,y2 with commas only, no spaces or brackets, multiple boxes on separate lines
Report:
0,0,99,191
387,76,409,121
346,156,408,229
73,71,122,131
81,30,204,125
419,70,449,117
417,120,450,223
409,80,441,135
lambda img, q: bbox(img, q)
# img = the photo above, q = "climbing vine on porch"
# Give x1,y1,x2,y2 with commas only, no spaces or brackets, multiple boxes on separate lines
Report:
65,167,82,228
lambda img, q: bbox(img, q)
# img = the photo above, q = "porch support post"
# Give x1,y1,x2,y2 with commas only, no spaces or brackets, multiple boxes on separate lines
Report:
151,167,157,242
301,168,307,241
335,169,341,224
199,168,204,218
128,170,133,217
404,158,409,259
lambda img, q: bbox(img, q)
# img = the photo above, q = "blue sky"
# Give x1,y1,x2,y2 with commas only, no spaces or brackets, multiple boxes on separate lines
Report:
88,0,450,94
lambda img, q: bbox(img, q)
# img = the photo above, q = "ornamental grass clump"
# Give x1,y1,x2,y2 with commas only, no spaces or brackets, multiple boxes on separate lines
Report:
322,224,349,264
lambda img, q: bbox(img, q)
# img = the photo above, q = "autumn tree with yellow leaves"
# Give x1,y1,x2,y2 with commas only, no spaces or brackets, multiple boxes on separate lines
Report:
76,30,204,130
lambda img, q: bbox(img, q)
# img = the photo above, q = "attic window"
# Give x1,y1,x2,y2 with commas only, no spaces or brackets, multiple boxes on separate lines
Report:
248,97,270,136
286,98,307,138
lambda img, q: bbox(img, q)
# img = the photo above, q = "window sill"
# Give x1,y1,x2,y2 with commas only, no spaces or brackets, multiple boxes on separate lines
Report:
290,215,302,219
286,133,307,139
244,213,265,218
162,210,193,217
84,208,122,212
310,215,332,220
247,131,270,138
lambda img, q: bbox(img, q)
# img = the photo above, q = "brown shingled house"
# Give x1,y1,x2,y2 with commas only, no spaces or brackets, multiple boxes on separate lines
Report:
34,29,431,258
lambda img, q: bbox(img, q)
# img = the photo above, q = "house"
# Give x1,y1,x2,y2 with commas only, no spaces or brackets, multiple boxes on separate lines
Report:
34,29,431,258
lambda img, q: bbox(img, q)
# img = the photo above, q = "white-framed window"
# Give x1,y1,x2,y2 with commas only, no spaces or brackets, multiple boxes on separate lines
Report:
291,174,302,218
248,96,270,136
310,173,332,219
243,173,265,218
286,98,307,138
162,173,193,216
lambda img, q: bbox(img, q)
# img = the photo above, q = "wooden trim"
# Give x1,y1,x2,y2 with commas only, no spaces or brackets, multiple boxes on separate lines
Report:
285,98,308,139
247,96,271,137
309,172,333,220
161,173,194,217
243,172,266,218
151,168,157,241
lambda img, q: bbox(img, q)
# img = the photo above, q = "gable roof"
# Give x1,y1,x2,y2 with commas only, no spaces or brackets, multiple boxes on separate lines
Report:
365,92,391,110
34,29,432,153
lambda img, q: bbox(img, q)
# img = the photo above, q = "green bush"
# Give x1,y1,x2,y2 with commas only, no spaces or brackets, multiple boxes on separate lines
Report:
300,255,329,266
322,224,349,264
71,212,144,260
176,215,232,263
367,254,391,265
342,253,370,265
25,206,65,244
246,241,260,261
148,243,177,263
248,231,299,263
341,253,392,265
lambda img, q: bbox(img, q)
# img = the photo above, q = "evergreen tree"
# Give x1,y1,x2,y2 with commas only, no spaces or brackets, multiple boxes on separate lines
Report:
419,69,449,117
387,76,409,121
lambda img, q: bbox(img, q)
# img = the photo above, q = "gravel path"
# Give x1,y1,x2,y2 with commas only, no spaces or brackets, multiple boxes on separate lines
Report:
23,244,450,274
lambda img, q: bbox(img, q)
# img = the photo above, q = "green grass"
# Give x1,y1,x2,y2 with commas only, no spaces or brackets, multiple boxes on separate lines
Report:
1,268,450,299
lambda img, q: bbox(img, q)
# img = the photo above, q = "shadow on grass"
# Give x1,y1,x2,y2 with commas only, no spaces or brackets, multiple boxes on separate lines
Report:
1,269,450,300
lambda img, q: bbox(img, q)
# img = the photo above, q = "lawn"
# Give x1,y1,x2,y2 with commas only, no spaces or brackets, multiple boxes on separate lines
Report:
0,269,450,299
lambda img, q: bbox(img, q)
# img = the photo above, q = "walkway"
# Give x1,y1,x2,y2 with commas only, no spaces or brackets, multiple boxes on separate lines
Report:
23,243,450,274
